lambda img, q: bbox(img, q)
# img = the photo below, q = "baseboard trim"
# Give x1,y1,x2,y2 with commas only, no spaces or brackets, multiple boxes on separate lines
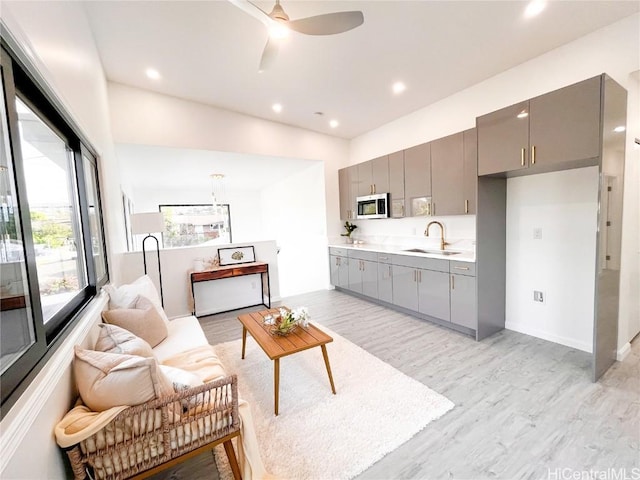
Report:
617,342,631,361
505,321,592,353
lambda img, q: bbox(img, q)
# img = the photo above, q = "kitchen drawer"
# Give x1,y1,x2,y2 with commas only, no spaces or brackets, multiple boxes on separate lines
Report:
377,253,394,264
348,250,378,261
390,254,449,273
450,261,476,276
329,247,349,257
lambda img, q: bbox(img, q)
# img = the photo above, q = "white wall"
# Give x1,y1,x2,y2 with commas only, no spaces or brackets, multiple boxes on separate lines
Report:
0,2,127,479
259,162,328,296
505,167,599,353
349,14,640,352
131,186,265,245
115,240,280,319
107,82,350,241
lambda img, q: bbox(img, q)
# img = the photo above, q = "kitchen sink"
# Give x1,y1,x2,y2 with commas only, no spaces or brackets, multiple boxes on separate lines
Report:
403,248,461,256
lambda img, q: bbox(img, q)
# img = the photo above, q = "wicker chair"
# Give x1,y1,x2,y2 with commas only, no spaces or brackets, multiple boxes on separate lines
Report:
63,375,241,480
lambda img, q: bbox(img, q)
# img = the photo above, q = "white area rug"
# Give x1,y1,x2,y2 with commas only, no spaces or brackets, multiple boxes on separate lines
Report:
213,325,454,480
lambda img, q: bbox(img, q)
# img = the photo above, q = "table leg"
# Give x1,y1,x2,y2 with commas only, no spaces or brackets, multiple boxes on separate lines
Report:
321,344,337,394
274,358,280,416
241,326,247,359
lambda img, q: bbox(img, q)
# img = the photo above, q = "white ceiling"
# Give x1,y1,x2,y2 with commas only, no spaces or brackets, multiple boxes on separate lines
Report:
84,0,639,140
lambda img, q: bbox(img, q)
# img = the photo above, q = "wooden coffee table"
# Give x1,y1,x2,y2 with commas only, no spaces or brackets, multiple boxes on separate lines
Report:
237,307,336,415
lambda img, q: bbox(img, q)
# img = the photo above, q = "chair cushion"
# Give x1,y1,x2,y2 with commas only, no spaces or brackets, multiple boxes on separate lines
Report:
73,347,173,412
94,323,154,358
102,295,168,348
153,316,210,362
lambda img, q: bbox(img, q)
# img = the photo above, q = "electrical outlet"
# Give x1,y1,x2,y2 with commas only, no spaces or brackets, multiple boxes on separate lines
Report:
533,228,543,240
534,290,545,303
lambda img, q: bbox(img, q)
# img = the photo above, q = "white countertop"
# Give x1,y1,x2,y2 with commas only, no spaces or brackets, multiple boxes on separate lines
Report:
328,242,475,263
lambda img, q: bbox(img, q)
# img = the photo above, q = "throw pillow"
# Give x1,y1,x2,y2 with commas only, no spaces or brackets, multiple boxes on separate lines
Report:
103,275,169,325
94,323,154,358
73,347,174,412
159,365,205,410
159,365,204,392
101,295,168,347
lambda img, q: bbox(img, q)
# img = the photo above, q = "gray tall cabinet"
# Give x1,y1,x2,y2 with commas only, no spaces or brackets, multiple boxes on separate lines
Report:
476,74,627,381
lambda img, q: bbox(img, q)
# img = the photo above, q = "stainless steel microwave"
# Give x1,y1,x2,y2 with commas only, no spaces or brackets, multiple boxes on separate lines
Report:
356,193,390,219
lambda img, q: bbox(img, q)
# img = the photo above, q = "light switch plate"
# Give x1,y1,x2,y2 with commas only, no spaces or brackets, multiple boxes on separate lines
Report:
533,227,543,240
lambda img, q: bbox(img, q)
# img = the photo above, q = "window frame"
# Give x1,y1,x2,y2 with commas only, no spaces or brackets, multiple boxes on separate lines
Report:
0,41,109,416
159,203,233,248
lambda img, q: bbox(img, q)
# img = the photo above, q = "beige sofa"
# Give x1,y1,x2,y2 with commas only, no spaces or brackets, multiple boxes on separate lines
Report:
55,276,268,480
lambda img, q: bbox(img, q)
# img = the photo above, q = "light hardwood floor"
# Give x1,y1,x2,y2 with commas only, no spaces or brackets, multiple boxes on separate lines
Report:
150,289,640,480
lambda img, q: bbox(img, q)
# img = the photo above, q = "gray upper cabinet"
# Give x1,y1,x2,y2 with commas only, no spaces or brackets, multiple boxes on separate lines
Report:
477,100,530,176
529,76,601,168
431,132,464,216
339,165,358,220
388,151,405,218
357,161,373,196
358,156,390,196
463,128,477,214
404,142,432,216
478,76,603,176
371,155,390,195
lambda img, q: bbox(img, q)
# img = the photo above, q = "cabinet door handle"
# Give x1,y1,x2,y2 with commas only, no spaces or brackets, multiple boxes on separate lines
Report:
451,275,455,289
379,256,388,260
432,203,436,216
372,184,376,194
453,266,469,271
521,147,526,166
426,203,431,216
531,145,536,165
465,199,469,214
388,265,392,277
413,270,417,282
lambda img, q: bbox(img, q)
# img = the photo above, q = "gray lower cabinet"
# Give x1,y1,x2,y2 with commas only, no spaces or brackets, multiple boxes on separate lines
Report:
417,269,450,321
450,273,476,329
348,258,377,297
330,248,477,336
329,251,349,289
450,260,476,329
392,265,419,311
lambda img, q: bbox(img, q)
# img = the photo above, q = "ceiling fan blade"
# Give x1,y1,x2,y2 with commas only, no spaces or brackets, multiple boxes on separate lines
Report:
228,0,275,28
287,11,364,36
259,37,279,72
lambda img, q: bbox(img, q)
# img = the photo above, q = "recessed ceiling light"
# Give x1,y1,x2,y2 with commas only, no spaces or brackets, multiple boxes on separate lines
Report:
517,110,529,119
392,82,406,95
613,125,626,133
145,68,161,80
524,0,546,18
272,103,283,113
329,119,339,128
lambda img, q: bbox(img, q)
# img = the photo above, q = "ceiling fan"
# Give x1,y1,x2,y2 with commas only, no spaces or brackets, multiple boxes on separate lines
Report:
229,0,364,72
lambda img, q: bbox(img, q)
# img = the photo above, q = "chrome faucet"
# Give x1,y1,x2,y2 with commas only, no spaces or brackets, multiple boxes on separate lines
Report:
424,221,447,250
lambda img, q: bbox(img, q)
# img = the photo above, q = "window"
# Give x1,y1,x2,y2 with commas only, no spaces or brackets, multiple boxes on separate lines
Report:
0,44,108,414
160,204,232,248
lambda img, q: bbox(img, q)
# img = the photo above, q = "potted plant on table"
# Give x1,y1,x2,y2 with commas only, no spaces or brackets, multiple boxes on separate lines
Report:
341,221,358,244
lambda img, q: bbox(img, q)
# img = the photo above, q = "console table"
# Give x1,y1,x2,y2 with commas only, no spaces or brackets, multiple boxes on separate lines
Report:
189,262,271,317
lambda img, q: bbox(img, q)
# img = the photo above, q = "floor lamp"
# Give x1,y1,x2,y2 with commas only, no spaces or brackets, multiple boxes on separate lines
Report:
131,212,165,307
